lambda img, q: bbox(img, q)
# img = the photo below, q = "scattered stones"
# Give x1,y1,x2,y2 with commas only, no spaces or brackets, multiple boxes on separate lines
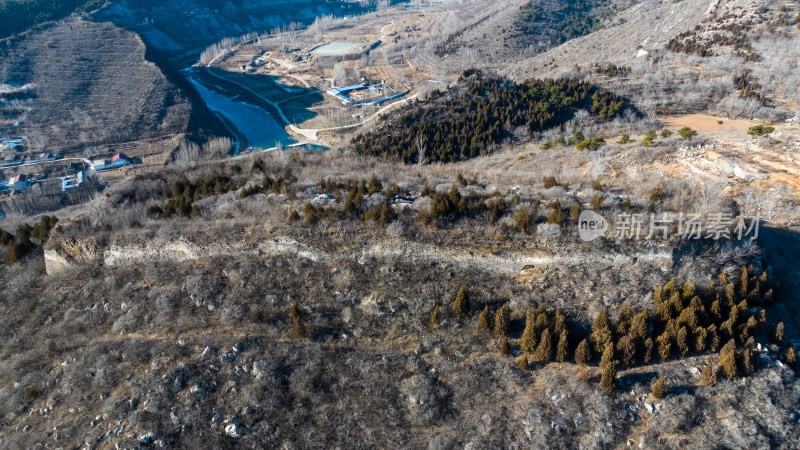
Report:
225,423,241,438
139,432,154,444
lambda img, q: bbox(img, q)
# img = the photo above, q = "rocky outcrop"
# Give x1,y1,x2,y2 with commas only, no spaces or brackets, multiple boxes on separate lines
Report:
45,233,674,275
43,236,104,275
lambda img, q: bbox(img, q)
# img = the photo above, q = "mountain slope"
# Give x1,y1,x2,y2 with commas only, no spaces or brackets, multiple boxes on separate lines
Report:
0,18,193,152
503,0,800,118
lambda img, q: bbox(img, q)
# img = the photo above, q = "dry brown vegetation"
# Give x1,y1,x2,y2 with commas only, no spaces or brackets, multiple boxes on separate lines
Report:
0,143,797,446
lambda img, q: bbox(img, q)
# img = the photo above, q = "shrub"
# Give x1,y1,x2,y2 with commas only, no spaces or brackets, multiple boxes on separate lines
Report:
543,176,558,189
146,204,163,217
547,200,564,226
649,187,663,203
592,179,606,191
747,123,775,137
513,207,532,232
678,127,697,140
660,129,672,138
568,131,585,146
616,134,634,144
642,130,657,147
576,137,606,151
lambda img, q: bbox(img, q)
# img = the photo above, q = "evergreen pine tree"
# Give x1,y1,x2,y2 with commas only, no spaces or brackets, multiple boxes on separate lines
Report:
773,322,784,343
743,337,755,375
291,303,307,339
644,337,654,363
785,347,797,368
719,339,737,378
518,355,528,370
630,310,649,340
710,300,723,323
535,328,553,361
677,326,690,356
500,337,510,356
6,242,18,265
521,307,537,354
707,324,720,352
651,377,666,399
739,266,749,297
618,335,636,367
494,303,511,336
478,305,491,331
600,362,617,393
682,281,695,302
556,330,569,363
657,332,672,360
553,308,566,337
453,286,470,319
705,283,716,299
600,341,615,367
430,305,440,330
535,312,550,334
616,303,633,336
575,338,591,365
701,363,718,386
694,327,708,352
590,308,612,354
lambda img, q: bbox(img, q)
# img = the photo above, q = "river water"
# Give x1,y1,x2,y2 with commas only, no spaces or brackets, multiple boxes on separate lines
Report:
186,72,296,151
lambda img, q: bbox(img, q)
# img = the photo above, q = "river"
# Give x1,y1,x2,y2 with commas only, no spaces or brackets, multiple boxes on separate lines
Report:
185,70,296,151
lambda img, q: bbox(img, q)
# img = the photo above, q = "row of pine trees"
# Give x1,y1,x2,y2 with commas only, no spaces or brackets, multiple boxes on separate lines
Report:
434,267,793,393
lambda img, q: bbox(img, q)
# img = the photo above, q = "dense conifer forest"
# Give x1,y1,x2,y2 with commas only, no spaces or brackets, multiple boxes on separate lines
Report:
350,70,626,163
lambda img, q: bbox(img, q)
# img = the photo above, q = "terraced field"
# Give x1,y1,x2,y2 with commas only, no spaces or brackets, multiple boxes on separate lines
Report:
0,18,191,153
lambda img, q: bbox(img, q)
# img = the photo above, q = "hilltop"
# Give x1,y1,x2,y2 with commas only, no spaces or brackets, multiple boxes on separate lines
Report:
1,0,800,448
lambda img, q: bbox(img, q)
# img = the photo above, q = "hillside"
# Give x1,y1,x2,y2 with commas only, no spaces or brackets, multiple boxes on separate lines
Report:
432,0,626,64
0,0,102,38
1,0,800,447
1,146,798,447
504,0,800,118
0,18,194,153
97,0,391,59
